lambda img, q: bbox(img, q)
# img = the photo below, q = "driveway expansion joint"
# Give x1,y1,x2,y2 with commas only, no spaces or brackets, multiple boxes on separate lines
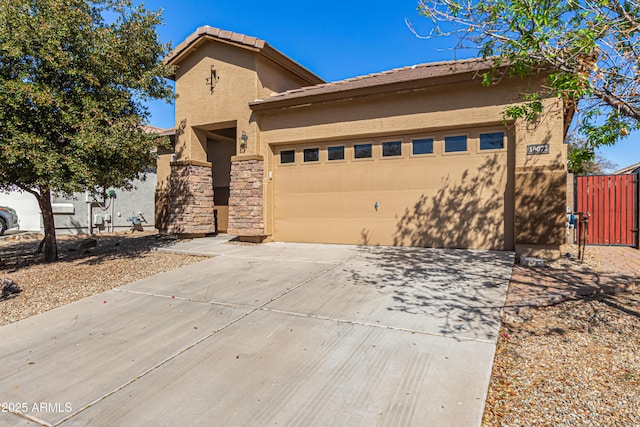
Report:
258,306,497,344
112,288,256,310
219,254,343,265
5,411,51,427
52,252,357,425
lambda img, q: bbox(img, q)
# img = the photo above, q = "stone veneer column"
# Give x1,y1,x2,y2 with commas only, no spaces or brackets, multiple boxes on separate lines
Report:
166,160,215,236
227,155,265,239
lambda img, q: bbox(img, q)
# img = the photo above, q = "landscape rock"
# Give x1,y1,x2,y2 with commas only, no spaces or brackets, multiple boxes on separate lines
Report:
69,238,98,252
519,256,545,267
1,278,22,298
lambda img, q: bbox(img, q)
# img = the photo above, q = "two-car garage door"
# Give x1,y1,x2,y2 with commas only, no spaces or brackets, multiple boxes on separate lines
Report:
272,128,513,250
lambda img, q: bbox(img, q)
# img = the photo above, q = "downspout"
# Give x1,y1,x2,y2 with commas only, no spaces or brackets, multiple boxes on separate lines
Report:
86,191,93,235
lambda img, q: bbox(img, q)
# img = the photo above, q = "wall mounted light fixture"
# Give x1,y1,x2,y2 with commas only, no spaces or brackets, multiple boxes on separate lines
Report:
206,64,219,93
240,131,248,152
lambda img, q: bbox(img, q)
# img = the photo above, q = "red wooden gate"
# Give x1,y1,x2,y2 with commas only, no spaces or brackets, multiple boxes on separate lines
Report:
575,174,638,246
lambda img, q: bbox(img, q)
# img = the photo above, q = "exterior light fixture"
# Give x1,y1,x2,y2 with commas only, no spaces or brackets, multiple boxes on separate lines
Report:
240,131,248,152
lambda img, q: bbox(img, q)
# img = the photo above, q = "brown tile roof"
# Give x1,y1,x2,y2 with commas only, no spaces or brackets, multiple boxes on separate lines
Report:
250,57,497,110
143,125,176,136
165,26,265,64
165,26,324,85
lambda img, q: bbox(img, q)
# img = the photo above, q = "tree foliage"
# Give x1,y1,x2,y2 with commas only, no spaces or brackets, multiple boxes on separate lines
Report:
413,0,640,163
0,0,173,261
567,134,619,174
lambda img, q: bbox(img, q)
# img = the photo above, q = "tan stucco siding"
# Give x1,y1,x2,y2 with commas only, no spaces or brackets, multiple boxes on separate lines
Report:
256,57,314,99
272,127,513,249
514,98,567,169
259,79,566,251
513,98,568,248
174,42,259,161
155,149,173,231
257,80,528,148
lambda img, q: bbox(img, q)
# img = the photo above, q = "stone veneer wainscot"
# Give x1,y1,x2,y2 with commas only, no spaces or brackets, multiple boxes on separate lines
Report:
227,155,265,237
166,161,215,236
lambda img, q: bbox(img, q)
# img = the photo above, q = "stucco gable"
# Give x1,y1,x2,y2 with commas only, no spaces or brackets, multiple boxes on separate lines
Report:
165,26,324,86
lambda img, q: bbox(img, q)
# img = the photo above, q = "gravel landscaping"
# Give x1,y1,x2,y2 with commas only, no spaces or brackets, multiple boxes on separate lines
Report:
483,293,640,426
2,233,638,425
0,231,206,326
483,245,640,426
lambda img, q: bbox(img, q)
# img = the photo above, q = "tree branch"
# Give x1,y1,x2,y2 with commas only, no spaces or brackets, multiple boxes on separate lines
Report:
13,183,41,199
595,86,640,121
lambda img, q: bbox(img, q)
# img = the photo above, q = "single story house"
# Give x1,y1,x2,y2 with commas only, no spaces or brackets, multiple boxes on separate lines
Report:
1,126,168,235
614,162,640,175
156,26,570,257
1,177,157,235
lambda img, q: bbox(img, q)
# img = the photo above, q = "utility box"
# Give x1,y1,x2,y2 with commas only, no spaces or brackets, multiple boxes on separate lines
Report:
93,214,104,226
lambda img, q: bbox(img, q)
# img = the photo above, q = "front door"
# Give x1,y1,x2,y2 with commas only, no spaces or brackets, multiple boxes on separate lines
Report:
207,131,236,233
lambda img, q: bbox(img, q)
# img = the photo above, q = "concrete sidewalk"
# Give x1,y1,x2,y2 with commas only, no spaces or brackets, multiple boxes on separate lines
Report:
153,234,238,257
0,241,513,426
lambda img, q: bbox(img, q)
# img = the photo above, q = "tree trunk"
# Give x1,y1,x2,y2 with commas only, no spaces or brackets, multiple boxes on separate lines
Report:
36,187,58,262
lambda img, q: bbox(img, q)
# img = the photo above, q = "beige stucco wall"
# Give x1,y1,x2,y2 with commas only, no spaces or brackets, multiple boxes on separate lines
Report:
171,40,322,162
257,79,529,145
256,57,312,99
257,78,567,252
513,98,567,251
158,39,322,234
173,41,258,160
161,36,568,253
155,150,173,230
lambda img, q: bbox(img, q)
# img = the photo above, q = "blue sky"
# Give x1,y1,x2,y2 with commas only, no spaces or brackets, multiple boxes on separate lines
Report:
142,0,638,169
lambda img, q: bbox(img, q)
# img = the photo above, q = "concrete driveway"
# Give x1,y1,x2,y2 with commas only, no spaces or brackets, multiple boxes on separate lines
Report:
0,241,513,426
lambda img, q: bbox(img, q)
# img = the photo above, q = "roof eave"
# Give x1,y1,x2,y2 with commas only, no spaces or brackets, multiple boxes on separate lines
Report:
249,70,488,112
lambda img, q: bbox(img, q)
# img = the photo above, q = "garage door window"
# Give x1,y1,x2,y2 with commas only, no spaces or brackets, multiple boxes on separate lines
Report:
280,150,295,164
354,143,372,159
444,135,467,153
328,146,345,161
304,148,319,162
412,138,433,155
382,141,402,157
480,132,505,150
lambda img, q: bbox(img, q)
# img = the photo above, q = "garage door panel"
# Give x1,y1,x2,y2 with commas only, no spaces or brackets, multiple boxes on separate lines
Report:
273,137,510,249
275,190,436,219
276,158,505,194
275,217,392,246
273,190,508,249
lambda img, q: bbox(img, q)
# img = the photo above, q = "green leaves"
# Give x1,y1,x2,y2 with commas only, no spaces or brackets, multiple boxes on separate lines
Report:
0,0,173,194
567,134,619,175
503,93,544,122
418,0,640,161
0,0,173,261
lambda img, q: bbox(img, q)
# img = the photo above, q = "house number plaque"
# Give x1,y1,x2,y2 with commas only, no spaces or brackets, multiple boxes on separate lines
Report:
527,144,550,155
